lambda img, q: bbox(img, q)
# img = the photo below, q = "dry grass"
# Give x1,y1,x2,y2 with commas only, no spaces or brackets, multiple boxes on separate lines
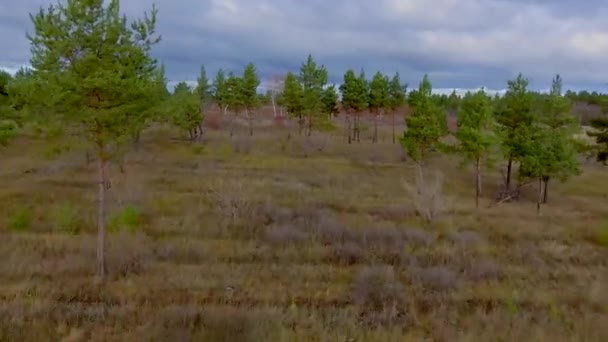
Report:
0,118,607,341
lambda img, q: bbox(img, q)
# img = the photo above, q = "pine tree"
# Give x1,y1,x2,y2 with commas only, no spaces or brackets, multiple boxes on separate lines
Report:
225,72,244,136
369,71,390,143
194,65,210,137
340,69,368,143
298,55,328,136
321,85,339,121
388,73,406,144
167,82,200,140
401,74,445,163
27,0,162,281
456,90,497,207
213,69,229,116
241,62,260,136
588,116,608,165
0,71,19,147
282,72,304,134
494,73,534,194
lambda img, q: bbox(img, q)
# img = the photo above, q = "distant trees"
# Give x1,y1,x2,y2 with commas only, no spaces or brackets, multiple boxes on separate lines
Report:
588,116,608,165
0,71,19,146
27,0,162,281
388,73,406,144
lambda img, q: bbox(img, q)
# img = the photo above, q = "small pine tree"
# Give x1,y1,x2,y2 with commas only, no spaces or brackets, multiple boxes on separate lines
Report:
456,90,497,208
298,55,328,136
168,82,200,140
225,72,244,136
241,62,260,136
27,0,162,281
321,85,339,121
494,73,534,194
388,73,406,144
340,69,368,143
283,72,304,134
213,69,229,116
401,74,445,164
369,72,390,143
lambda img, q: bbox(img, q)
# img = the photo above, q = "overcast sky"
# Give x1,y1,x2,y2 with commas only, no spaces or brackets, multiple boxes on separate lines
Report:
1,0,607,93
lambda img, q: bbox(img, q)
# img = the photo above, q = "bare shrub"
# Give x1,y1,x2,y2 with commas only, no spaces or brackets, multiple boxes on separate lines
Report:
352,265,407,327
467,259,499,281
158,304,202,329
200,307,278,342
264,224,309,247
207,179,263,237
447,230,486,247
325,242,365,265
401,169,448,223
105,232,154,279
402,228,437,247
231,136,254,154
259,200,293,225
413,266,460,291
204,113,223,130
361,224,406,250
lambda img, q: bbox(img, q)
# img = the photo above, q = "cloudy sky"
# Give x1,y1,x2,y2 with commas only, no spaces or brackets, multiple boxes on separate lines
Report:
1,0,607,93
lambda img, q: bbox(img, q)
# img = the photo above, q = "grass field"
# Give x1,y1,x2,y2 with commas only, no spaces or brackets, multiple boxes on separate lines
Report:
0,118,606,341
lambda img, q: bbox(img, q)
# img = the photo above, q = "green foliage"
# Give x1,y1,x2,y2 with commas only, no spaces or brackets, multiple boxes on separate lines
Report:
518,76,579,185
595,222,608,247
340,69,368,113
226,72,245,115
8,207,33,232
588,116,608,164
388,72,406,112
282,72,304,126
495,73,535,163
369,71,390,114
0,71,21,147
401,74,446,162
196,65,211,106
298,55,328,134
51,203,82,234
27,0,162,161
167,82,200,138
212,69,229,112
109,205,142,233
241,62,261,112
456,90,497,162
321,85,339,119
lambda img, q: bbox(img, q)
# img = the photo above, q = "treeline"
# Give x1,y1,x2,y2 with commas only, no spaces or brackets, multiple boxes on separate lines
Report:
1,0,607,282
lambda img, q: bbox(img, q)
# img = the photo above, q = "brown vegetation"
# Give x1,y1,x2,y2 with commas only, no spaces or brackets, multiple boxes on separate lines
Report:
0,116,606,341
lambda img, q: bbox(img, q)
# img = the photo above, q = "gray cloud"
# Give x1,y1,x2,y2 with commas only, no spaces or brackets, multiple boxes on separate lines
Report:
1,0,607,92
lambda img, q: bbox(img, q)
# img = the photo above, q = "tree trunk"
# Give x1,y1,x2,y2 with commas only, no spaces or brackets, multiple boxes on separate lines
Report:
298,115,304,136
536,176,544,215
475,156,482,208
392,111,396,144
373,110,378,143
229,114,235,137
96,154,107,282
246,109,253,136
271,93,277,118
505,158,513,191
307,113,313,137
542,177,549,204
347,114,352,144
